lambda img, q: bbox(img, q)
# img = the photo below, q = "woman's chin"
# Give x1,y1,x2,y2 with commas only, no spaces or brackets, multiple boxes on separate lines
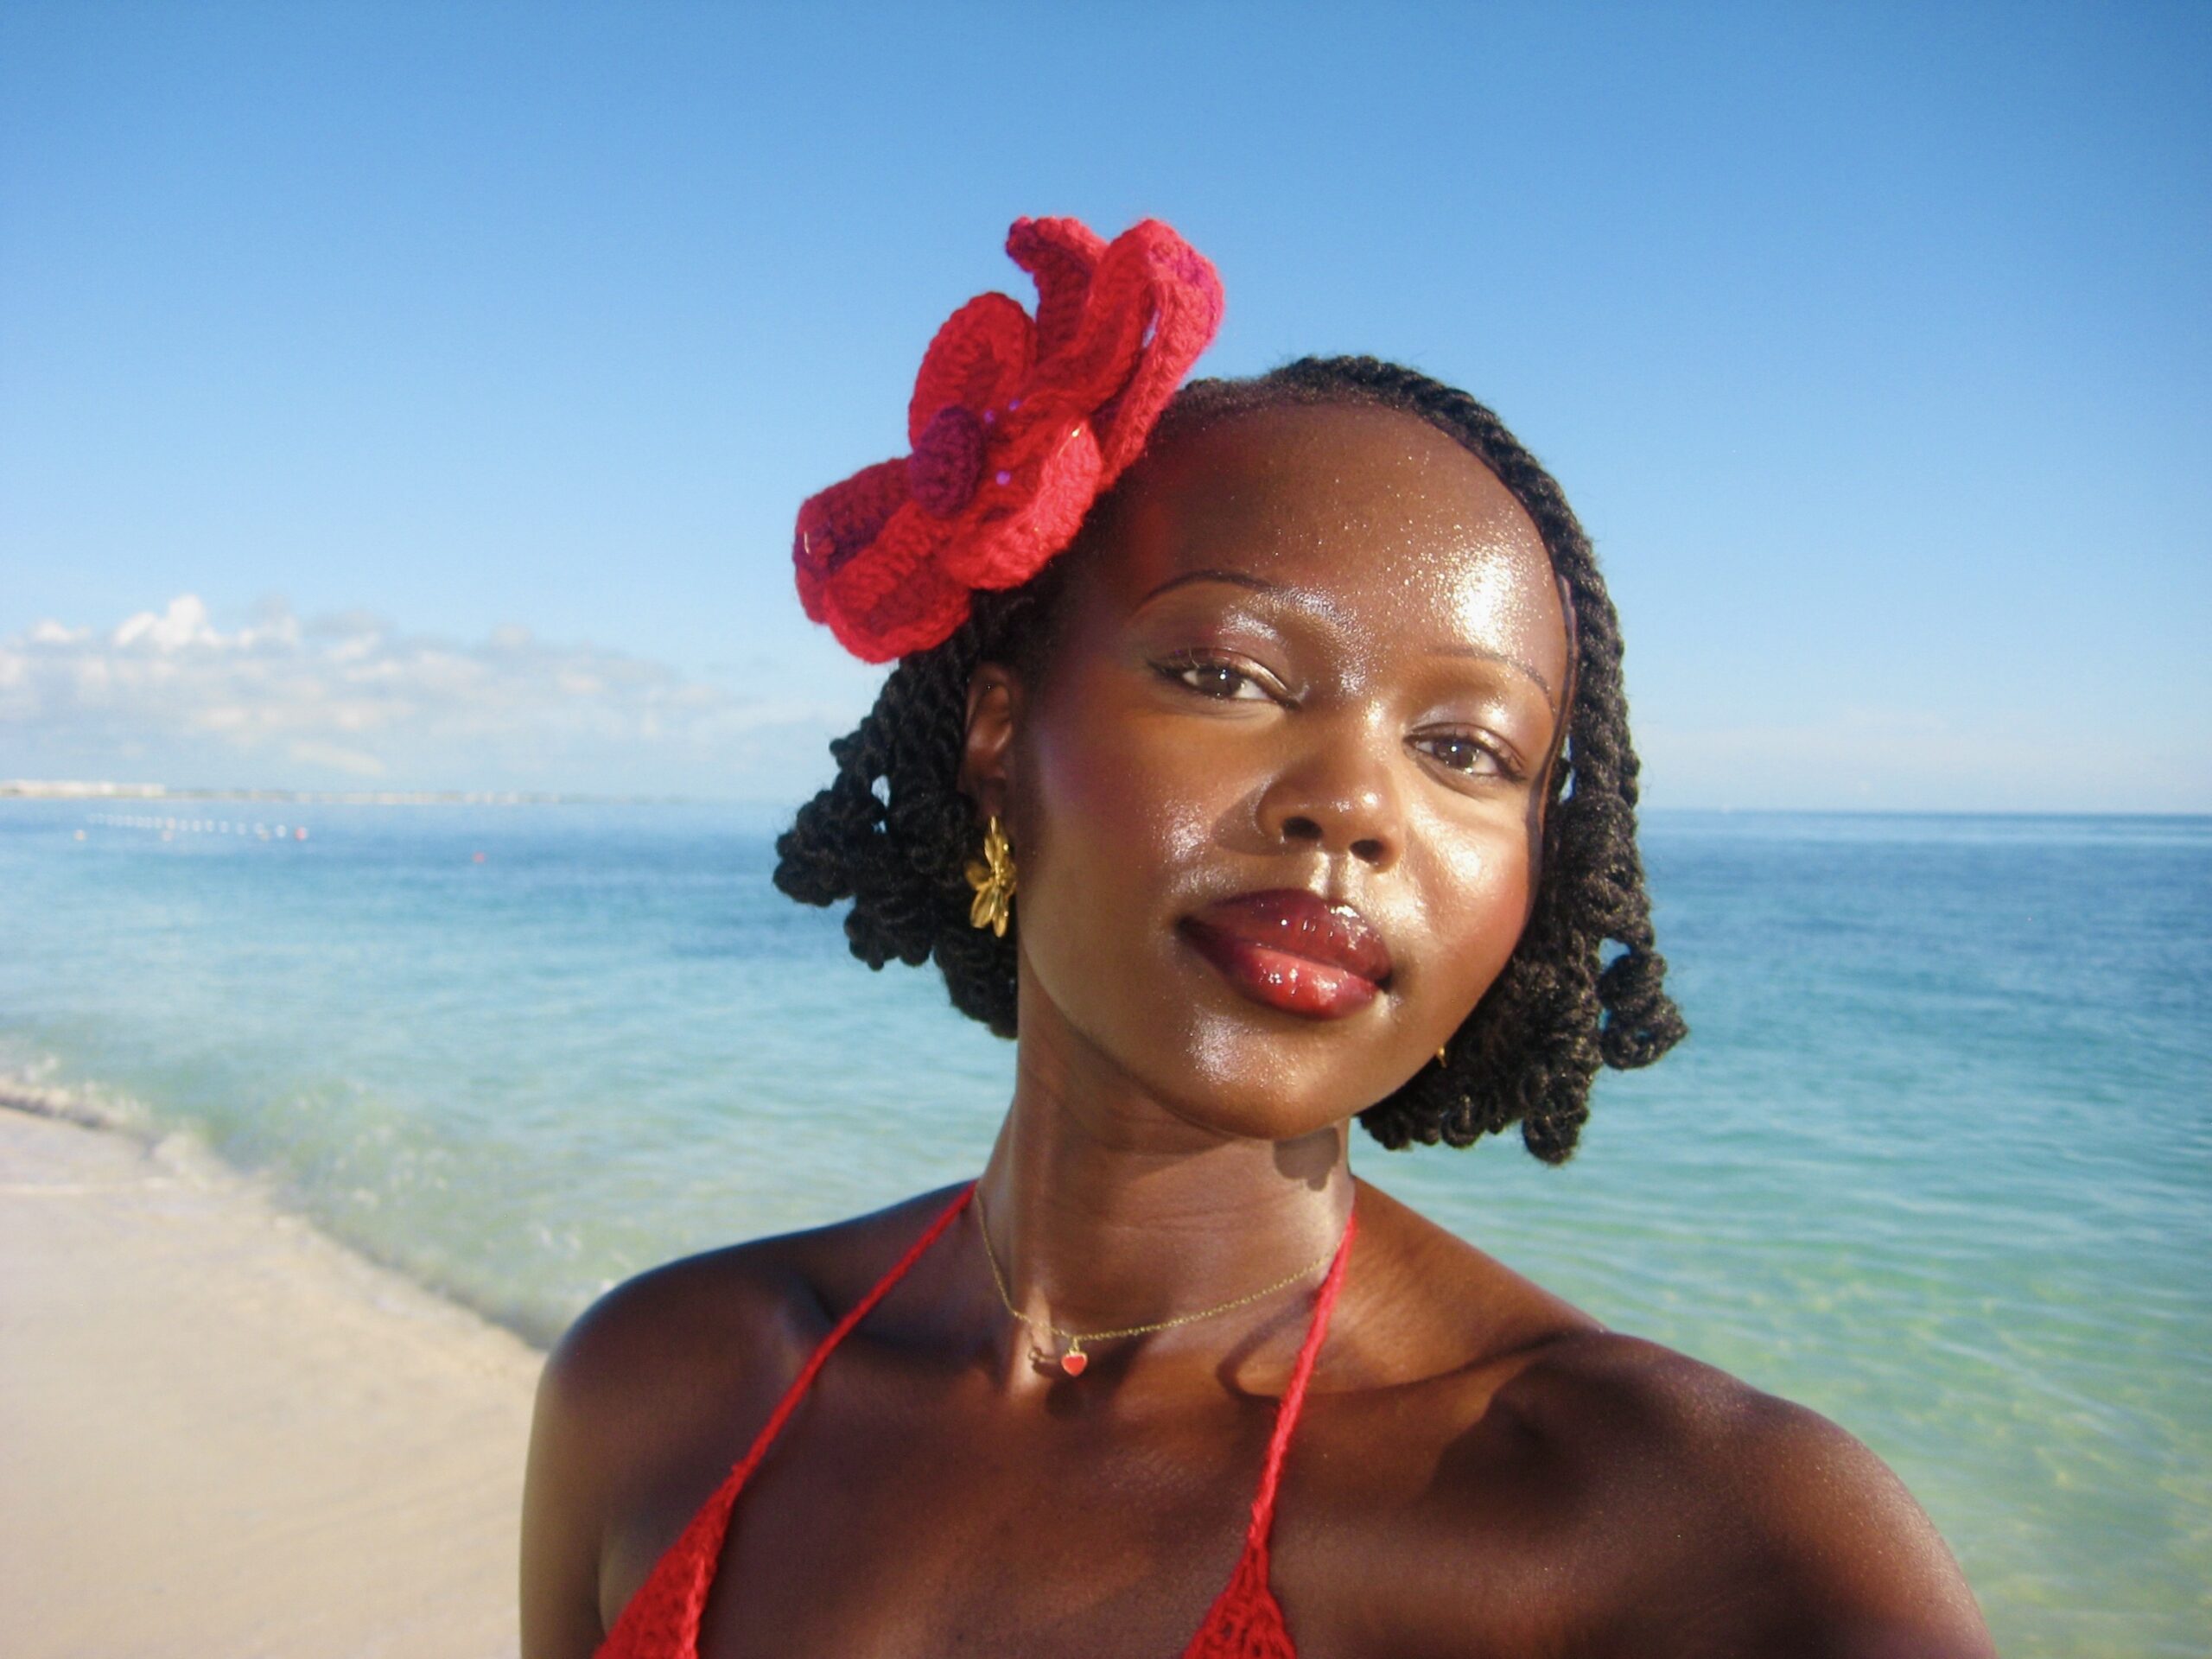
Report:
1133,1047,1390,1147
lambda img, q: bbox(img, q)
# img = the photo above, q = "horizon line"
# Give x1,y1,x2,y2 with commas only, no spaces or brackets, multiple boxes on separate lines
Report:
3,780,2206,820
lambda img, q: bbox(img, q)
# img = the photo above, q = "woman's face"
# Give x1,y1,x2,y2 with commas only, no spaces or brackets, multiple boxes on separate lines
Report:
978,400,1572,1141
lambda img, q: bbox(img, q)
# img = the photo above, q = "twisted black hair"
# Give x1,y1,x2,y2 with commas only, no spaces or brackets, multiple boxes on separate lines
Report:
774,357,1686,1162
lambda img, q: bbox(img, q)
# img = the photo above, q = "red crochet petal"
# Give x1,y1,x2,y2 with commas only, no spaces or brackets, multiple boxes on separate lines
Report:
1047,220,1224,481
1006,216,1106,362
939,421,1103,592
815,503,972,664
792,458,910,625
907,292,1033,446
1090,227,1224,478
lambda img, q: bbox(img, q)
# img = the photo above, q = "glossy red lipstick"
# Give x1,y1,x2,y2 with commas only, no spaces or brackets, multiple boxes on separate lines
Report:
1179,890,1392,1020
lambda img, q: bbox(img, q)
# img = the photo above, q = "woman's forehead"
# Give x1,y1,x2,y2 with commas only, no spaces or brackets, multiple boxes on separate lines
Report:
1075,401,1564,673
1107,403,1547,579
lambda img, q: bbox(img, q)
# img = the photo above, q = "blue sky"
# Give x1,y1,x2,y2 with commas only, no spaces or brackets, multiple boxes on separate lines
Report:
3,2,2206,809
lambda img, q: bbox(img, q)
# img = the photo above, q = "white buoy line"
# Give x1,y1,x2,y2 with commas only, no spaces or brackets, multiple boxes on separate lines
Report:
82,812,310,842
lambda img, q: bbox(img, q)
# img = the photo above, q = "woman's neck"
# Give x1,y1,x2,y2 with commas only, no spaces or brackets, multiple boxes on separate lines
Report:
969,1003,1354,1393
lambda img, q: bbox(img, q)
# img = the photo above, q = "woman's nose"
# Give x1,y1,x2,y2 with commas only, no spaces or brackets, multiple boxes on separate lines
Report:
1255,715,1402,870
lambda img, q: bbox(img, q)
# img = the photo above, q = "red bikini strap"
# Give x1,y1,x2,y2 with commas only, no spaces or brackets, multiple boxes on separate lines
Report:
594,1182,981,1657
1243,1205,1357,1550
725,1180,976,1489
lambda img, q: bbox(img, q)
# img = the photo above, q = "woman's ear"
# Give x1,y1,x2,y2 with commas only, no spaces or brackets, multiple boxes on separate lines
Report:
958,662,1024,824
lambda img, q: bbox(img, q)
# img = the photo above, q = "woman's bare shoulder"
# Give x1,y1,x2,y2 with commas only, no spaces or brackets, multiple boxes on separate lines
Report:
535,1182,969,1478
1494,1332,1993,1653
1411,1317,1993,1652
1341,1187,1993,1655
519,1185,968,1657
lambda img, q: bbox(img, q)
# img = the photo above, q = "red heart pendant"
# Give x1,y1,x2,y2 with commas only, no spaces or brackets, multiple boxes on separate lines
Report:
1060,1350,1089,1376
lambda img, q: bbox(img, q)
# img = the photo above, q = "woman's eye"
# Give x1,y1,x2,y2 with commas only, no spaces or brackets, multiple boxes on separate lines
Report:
1417,733,1513,778
1159,656,1274,702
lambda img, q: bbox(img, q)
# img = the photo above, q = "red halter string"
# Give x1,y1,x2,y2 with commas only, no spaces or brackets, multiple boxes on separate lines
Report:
1243,1205,1357,1549
723,1182,976,1489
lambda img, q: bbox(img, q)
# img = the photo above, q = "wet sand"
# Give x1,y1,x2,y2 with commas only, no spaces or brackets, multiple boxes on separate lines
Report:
0,1101,544,1658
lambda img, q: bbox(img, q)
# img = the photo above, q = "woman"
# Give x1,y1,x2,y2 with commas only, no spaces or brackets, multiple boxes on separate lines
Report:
521,218,1995,1656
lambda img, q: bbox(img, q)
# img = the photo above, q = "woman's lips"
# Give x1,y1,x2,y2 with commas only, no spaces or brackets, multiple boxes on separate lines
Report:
1179,890,1393,1020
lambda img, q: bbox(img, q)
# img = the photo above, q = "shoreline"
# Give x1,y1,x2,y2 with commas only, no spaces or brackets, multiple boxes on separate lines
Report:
0,1074,573,1351
0,1094,544,1657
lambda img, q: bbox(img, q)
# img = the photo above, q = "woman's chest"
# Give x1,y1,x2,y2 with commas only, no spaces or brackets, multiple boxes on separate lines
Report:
677,1376,1611,1659
695,1389,1268,1658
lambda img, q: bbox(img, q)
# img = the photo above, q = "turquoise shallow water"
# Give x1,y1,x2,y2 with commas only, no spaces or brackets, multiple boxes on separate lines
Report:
3,801,2206,1655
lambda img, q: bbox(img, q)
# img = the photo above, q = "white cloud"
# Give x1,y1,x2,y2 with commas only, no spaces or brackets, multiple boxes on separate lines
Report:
112,594,222,651
0,595,862,798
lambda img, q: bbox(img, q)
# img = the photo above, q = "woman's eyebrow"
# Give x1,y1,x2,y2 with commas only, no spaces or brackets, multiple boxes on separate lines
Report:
1136,568,1280,607
1427,642,1555,701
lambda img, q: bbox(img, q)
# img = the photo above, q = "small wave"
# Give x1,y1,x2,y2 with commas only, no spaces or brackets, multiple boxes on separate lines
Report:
0,1068,156,1141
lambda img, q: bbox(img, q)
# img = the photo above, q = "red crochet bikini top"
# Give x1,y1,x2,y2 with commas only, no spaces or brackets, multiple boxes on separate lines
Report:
594,1180,1357,1659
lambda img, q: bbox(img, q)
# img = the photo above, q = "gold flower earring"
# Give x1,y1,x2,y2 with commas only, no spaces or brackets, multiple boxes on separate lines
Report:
965,816,1017,937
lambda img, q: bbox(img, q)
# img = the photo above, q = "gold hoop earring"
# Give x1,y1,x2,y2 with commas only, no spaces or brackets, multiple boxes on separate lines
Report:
965,816,1016,937
1435,1042,1451,1065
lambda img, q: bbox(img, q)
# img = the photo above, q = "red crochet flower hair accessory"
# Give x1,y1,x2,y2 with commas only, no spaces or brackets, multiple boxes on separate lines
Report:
792,216,1225,663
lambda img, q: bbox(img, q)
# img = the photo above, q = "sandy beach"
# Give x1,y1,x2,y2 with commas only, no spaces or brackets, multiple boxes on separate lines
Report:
0,1098,544,1659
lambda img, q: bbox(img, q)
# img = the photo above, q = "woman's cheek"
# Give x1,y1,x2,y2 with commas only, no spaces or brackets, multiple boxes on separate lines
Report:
1030,690,1214,861
1434,828,1534,1004
1014,706,1160,965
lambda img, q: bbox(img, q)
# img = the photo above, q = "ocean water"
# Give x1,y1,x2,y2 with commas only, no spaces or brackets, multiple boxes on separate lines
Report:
1,800,2205,1655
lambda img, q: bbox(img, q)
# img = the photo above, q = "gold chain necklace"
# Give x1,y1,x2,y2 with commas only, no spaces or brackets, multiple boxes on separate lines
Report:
970,1185,1345,1376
